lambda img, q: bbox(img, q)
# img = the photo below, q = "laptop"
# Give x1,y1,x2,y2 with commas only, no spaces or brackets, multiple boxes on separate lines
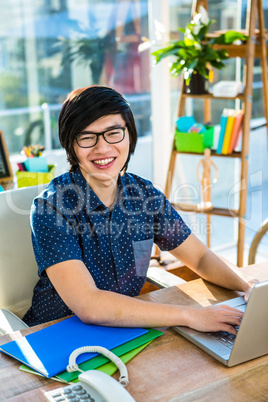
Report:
173,280,268,367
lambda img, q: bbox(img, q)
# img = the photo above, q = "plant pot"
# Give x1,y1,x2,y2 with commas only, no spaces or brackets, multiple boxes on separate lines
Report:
183,71,209,95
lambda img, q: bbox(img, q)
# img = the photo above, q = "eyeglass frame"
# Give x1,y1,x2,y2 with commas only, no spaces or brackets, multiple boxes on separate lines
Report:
75,126,127,148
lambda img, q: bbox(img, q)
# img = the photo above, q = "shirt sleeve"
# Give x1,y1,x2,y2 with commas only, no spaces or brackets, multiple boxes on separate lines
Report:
150,187,191,251
31,197,83,277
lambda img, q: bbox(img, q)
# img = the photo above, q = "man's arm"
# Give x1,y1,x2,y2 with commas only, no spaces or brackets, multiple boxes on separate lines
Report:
46,258,243,335
169,233,253,300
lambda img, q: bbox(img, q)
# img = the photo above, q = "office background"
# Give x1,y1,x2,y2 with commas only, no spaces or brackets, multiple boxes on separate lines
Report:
0,0,267,261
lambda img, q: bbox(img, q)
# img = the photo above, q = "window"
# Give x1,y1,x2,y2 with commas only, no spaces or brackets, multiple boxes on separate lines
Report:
0,0,151,154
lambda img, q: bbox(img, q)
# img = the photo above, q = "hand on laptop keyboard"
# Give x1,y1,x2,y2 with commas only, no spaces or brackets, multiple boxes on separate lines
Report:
207,326,239,349
187,305,243,336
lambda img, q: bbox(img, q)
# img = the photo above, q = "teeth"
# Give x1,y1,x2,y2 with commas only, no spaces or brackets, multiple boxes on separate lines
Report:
93,158,114,166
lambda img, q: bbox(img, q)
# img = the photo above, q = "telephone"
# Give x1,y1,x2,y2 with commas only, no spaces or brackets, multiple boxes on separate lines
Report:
45,345,135,402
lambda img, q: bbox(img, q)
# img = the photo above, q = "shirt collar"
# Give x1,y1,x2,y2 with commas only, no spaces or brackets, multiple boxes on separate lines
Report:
70,168,128,213
70,168,103,212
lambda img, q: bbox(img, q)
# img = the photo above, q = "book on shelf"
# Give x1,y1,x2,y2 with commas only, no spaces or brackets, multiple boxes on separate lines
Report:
228,110,244,153
221,110,237,154
216,110,229,154
217,109,243,154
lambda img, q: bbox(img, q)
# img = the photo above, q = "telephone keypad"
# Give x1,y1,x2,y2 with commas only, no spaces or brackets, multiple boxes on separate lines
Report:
45,383,95,402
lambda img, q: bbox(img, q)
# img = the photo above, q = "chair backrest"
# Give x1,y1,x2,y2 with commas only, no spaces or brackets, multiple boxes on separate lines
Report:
248,218,268,265
0,184,46,318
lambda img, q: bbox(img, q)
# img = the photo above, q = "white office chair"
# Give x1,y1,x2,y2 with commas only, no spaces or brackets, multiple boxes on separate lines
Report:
0,184,46,334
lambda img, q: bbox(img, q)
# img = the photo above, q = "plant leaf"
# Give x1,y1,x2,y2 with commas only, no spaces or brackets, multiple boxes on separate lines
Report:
211,31,248,45
209,60,226,69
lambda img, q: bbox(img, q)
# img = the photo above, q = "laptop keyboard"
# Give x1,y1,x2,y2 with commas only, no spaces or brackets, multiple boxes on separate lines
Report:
207,327,239,349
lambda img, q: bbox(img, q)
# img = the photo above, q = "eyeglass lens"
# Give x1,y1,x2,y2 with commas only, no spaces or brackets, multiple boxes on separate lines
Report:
77,127,125,148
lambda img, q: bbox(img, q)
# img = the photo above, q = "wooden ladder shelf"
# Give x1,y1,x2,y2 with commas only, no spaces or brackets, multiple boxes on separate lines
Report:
164,0,268,266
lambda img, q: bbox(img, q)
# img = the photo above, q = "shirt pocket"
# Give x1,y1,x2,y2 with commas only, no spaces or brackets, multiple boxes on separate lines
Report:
132,238,154,277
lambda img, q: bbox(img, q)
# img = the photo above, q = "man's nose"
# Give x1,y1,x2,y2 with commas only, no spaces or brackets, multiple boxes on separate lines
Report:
94,134,112,151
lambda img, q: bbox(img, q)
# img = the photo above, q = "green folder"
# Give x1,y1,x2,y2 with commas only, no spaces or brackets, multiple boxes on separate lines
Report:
71,342,151,383
20,342,151,383
20,328,162,383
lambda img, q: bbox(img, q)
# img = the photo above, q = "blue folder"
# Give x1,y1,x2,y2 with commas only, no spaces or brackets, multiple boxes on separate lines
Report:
0,316,148,378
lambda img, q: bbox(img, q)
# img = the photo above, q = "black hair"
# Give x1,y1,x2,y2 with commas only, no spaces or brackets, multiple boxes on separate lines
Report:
58,85,138,172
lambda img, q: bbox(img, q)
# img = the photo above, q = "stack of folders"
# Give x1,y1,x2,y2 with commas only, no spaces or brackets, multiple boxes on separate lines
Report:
0,315,162,383
216,109,244,155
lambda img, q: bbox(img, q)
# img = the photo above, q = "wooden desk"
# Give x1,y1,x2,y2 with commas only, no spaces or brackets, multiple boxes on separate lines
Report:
0,262,267,401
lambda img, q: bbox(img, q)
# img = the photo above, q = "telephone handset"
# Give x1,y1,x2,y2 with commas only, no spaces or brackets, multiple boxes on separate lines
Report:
45,346,136,402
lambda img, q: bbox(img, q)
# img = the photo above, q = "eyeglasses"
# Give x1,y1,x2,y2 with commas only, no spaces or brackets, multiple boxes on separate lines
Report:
76,126,127,148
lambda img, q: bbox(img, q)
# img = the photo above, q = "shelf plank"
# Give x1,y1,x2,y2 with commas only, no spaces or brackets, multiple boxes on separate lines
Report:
173,149,242,158
206,28,268,38
211,43,266,59
181,93,245,100
170,29,268,59
171,203,239,218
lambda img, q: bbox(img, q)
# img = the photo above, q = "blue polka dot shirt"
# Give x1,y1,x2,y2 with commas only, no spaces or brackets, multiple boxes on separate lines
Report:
23,168,191,326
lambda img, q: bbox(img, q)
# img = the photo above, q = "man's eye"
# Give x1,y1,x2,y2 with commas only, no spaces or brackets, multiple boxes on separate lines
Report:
107,130,121,136
80,135,95,141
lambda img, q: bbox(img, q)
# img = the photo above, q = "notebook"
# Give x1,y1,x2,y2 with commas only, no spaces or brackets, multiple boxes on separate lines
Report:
173,280,268,367
0,315,148,377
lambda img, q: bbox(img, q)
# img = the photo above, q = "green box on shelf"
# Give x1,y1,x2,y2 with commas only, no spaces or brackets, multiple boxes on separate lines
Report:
16,165,56,188
175,125,214,153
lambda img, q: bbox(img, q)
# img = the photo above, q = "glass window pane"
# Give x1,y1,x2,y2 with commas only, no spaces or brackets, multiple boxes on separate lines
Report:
0,0,151,154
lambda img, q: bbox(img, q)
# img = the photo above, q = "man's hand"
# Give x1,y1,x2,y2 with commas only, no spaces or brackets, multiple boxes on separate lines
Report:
186,305,244,335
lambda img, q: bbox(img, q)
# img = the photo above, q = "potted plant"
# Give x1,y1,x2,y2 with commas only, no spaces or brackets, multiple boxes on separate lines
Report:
152,6,247,94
